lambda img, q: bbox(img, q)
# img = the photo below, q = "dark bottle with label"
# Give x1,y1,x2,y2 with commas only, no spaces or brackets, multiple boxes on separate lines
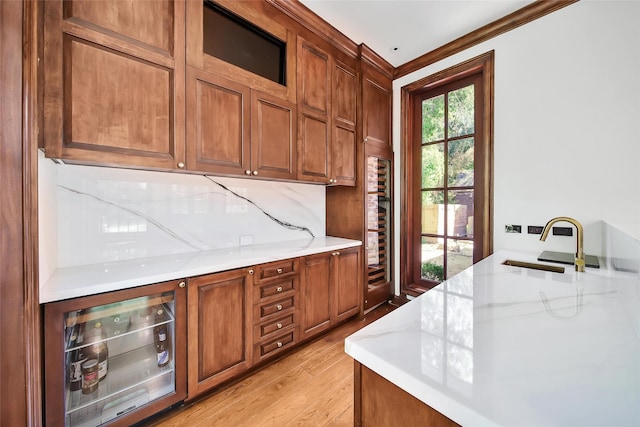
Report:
154,307,170,367
68,325,86,392
86,322,109,382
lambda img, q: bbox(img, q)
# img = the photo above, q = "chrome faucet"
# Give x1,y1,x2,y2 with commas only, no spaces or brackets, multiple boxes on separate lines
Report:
540,217,585,272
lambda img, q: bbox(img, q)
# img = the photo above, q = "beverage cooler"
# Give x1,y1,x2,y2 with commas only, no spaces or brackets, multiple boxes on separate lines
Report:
44,279,187,426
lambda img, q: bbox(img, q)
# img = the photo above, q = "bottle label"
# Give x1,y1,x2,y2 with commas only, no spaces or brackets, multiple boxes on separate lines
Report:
157,350,169,366
98,360,108,379
158,332,166,342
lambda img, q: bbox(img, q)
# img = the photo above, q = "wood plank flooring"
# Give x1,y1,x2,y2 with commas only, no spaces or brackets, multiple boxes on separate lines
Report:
143,303,396,427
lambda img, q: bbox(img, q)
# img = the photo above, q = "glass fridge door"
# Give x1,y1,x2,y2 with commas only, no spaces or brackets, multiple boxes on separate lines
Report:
63,292,177,426
366,155,392,307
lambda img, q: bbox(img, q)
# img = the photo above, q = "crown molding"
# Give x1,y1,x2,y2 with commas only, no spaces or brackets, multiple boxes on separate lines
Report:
394,0,579,79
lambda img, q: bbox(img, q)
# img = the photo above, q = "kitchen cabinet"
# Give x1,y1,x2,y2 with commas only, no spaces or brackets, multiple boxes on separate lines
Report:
354,363,459,427
186,68,297,180
297,37,357,186
43,279,187,427
326,45,394,312
186,0,296,103
43,0,186,170
361,46,393,150
187,268,253,399
300,246,361,340
252,258,300,364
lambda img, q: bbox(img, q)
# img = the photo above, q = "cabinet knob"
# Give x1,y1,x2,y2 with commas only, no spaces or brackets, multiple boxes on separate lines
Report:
277,323,283,329
248,269,254,275
276,304,283,311
177,162,185,169
252,170,259,176
364,137,368,142
178,281,186,288
332,251,340,256
276,268,283,274
277,341,283,348
245,170,252,175
276,286,283,293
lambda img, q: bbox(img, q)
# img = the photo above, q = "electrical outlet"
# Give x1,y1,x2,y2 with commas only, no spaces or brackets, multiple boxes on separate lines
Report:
528,225,544,234
239,235,253,246
505,224,522,233
552,226,573,236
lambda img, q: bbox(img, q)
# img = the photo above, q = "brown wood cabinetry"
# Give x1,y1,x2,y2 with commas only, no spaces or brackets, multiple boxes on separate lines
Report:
354,362,460,427
300,246,361,340
297,37,357,186
326,46,394,312
186,67,251,176
43,0,186,170
361,46,393,149
252,259,300,364
186,67,297,180
187,269,253,399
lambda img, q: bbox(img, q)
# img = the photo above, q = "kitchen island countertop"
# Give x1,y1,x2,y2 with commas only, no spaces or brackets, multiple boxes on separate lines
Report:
41,236,361,303
345,249,640,426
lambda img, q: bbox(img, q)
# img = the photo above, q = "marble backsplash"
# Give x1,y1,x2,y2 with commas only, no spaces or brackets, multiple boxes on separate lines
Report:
39,153,325,272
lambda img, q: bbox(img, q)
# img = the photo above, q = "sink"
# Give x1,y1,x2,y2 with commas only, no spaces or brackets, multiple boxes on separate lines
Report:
537,250,600,268
502,259,565,273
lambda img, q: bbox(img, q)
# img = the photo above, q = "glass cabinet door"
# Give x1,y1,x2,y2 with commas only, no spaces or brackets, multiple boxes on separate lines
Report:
45,280,186,427
365,154,393,309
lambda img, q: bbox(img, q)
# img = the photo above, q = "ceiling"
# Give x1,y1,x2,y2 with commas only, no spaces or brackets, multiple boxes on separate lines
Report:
298,0,534,67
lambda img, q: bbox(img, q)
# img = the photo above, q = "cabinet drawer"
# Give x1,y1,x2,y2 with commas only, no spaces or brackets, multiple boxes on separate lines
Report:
256,259,298,282
258,295,295,319
259,330,295,357
256,313,295,339
257,278,295,300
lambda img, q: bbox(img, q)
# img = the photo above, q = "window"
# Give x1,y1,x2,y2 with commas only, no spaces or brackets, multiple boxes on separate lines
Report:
401,52,494,295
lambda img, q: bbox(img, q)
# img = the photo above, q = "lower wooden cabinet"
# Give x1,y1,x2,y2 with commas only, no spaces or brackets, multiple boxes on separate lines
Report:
252,259,300,364
301,246,361,340
354,362,460,427
186,247,360,401
187,268,253,399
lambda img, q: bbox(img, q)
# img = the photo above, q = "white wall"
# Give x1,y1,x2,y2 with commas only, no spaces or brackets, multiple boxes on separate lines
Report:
38,153,326,284
393,1,640,290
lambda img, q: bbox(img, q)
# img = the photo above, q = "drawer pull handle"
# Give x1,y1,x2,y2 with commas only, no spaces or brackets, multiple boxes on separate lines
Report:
276,268,283,274
248,269,254,275
276,304,283,311
276,286,283,292
277,323,283,329
277,341,283,348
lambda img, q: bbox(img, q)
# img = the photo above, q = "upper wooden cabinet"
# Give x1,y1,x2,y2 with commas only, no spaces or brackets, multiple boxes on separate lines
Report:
360,46,393,149
186,0,296,103
41,0,375,186
43,0,186,170
297,38,357,186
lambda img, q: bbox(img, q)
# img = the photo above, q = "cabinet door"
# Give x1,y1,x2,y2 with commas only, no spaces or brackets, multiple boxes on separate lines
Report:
186,67,251,175
362,65,392,149
331,61,358,186
300,252,332,340
43,0,186,170
251,91,297,180
333,246,362,322
187,269,253,398
297,38,331,184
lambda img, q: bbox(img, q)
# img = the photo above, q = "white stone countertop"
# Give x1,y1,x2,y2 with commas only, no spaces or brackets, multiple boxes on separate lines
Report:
345,249,640,426
40,236,361,303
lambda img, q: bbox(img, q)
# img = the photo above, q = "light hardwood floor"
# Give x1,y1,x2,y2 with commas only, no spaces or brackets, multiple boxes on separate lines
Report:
143,303,396,427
